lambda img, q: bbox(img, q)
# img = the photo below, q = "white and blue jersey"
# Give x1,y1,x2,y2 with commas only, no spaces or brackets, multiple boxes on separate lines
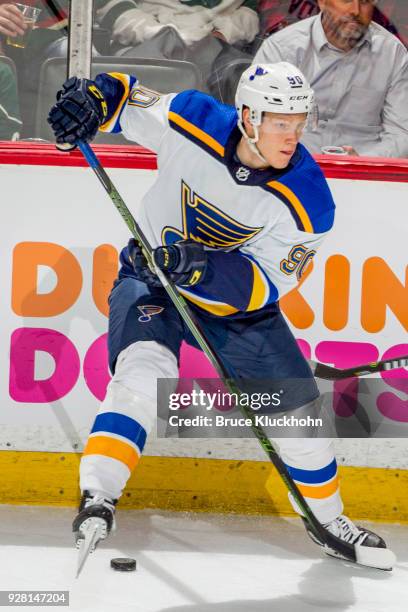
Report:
95,72,335,318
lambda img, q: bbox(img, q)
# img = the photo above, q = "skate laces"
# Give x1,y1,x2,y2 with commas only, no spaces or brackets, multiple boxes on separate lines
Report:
325,515,369,546
84,494,115,514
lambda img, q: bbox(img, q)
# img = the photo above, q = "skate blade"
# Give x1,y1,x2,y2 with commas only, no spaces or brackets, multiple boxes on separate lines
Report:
76,518,106,578
324,544,396,571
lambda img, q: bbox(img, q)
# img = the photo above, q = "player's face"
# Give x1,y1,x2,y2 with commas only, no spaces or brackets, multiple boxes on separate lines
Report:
257,112,308,169
319,0,374,47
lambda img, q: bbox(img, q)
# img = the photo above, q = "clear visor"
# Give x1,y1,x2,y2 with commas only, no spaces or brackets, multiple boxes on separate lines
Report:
260,103,319,135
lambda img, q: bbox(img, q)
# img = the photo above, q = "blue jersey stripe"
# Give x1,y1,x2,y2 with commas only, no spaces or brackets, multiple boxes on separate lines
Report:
91,412,147,451
285,459,338,484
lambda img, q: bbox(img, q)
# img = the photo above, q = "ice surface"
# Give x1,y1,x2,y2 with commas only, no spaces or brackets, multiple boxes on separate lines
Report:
0,505,406,612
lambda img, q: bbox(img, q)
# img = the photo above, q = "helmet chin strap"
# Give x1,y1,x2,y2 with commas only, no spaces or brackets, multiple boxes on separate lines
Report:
237,120,268,166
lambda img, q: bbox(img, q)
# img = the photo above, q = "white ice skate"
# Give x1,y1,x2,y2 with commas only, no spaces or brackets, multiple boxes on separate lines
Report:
304,514,396,571
73,491,117,577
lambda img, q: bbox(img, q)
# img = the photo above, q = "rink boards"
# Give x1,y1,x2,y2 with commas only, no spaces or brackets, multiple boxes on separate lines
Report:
0,144,407,521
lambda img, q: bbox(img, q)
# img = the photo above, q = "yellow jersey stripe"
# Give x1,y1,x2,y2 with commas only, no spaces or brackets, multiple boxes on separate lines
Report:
99,73,131,133
197,202,261,234
296,476,339,500
196,217,246,241
83,435,139,471
195,226,239,247
247,261,268,311
168,111,225,157
197,208,256,236
268,180,314,233
179,289,238,316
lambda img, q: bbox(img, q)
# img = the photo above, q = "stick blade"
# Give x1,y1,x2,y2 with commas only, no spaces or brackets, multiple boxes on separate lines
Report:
355,544,396,571
325,544,396,571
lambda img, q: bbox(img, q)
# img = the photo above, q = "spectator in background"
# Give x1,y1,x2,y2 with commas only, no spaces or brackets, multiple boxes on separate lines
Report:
0,3,23,139
96,0,259,93
253,0,408,158
22,1,258,93
98,0,259,51
25,0,259,65
256,0,408,47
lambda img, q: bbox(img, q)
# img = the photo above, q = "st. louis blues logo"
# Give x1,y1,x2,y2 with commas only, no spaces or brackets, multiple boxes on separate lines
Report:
249,66,268,81
162,180,263,248
137,305,164,323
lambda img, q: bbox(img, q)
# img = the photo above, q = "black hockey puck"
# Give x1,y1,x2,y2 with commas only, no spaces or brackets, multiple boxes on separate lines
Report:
110,557,136,572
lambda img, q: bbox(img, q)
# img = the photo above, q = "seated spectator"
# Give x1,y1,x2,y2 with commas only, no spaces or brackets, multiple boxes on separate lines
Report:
23,1,258,95
256,0,408,47
0,3,23,139
96,0,259,92
98,0,259,51
253,0,408,158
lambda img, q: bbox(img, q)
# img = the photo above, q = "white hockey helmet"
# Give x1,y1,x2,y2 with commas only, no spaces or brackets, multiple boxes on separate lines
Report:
235,62,316,163
236,62,315,126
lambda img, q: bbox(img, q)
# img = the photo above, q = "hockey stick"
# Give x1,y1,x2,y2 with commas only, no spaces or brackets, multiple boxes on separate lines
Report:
310,356,408,380
77,140,397,569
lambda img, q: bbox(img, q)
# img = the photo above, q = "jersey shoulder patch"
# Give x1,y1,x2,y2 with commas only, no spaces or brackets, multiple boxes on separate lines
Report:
168,90,237,160
263,145,336,234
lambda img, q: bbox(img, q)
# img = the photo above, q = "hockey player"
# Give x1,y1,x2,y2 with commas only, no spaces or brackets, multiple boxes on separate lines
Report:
48,62,392,568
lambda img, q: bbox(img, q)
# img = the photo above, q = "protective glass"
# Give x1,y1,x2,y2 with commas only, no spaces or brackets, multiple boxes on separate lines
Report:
306,103,319,132
0,2,69,142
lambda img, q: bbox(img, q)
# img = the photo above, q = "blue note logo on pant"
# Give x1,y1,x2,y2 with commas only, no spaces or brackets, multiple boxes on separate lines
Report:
137,305,164,323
